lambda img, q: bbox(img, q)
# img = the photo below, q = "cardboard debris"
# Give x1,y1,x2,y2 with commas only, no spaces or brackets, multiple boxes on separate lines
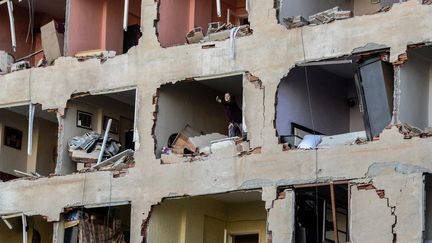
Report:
41,20,64,64
172,133,198,154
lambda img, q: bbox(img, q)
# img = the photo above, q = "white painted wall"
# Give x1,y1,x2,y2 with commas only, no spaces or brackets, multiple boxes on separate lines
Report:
399,53,430,130
0,109,57,176
154,82,229,157
276,66,361,136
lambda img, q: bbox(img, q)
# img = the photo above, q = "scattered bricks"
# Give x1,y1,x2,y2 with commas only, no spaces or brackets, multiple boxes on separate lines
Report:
394,53,408,65
357,184,376,190
423,0,432,5
376,190,385,199
152,94,158,105
252,147,262,154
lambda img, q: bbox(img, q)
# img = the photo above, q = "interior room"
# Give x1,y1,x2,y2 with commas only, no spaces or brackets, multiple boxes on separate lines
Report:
62,204,131,243
67,0,142,56
154,75,243,159
146,191,266,243
399,46,432,131
278,0,402,28
157,0,249,47
0,104,58,181
0,214,53,243
0,0,66,66
293,184,349,243
276,56,394,148
62,90,136,173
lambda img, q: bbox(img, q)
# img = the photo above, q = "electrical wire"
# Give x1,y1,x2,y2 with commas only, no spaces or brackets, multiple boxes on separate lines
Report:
300,27,321,243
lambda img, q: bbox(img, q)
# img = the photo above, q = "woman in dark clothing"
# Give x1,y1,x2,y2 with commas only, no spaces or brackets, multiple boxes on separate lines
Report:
216,92,243,137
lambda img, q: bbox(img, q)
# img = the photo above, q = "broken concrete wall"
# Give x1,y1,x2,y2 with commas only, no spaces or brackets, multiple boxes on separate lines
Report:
267,189,294,243
0,1,432,243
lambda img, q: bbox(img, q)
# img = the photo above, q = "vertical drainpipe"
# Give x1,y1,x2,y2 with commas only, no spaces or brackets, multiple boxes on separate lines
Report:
216,0,221,17
28,104,35,156
7,0,16,51
22,214,28,243
123,0,129,31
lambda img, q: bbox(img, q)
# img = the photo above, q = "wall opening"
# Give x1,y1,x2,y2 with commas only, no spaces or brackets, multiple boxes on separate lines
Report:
60,89,136,174
0,214,53,243
61,203,131,243
0,104,58,181
67,0,142,57
154,74,248,163
0,0,66,73
399,45,432,133
280,183,349,243
278,0,404,29
275,54,394,149
145,190,266,243
156,0,251,48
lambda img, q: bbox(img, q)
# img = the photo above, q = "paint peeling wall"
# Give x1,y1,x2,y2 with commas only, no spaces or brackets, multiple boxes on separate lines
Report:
0,0,432,242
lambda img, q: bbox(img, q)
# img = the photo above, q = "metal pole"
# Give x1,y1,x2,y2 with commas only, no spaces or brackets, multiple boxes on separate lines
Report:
330,182,339,243
216,0,221,17
22,214,28,243
123,0,129,31
7,0,17,51
28,104,35,156
97,119,112,164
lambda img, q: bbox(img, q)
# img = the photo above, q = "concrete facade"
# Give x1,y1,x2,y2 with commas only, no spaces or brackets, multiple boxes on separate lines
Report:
1,0,432,242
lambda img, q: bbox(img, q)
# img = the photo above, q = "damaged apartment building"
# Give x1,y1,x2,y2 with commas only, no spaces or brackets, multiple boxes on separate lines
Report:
2,0,432,242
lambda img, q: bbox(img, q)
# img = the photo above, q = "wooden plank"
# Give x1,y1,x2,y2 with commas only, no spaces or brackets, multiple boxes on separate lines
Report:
330,183,339,243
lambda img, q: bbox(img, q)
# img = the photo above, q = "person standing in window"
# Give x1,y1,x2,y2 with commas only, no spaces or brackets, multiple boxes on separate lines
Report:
216,92,243,137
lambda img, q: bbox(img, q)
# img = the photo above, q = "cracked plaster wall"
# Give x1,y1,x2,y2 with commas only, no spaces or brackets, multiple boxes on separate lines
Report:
0,0,431,242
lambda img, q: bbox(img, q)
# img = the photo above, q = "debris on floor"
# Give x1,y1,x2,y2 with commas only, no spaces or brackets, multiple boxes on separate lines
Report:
161,126,247,164
399,123,432,139
63,209,127,243
424,0,432,4
74,49,116,62
14,170,43,179
11,61,31,72
185,22,252,44
282,6,352,29
0,51,14,75
69,131,123,170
